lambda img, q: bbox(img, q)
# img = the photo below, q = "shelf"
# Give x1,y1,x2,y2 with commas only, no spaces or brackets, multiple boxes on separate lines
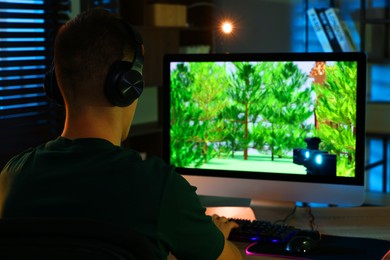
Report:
368,57,390,64
129,122,162,138
180,28,213,46
360,0,390,62
364,18,390,24
135,26,180,87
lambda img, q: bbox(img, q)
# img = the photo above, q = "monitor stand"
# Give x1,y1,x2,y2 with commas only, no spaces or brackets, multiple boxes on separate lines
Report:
198,195,251,207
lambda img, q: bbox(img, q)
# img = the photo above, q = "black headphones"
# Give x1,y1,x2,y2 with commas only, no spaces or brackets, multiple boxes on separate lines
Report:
43,20,144,107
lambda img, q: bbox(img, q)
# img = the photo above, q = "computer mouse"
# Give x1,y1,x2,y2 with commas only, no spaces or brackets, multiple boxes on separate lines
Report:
285,230,321,253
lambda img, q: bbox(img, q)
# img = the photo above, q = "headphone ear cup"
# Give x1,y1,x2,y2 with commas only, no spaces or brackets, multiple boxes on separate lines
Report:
104,60,144,107
43,66,64,106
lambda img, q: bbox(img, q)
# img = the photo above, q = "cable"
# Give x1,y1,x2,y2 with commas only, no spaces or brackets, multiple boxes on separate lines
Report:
304,203,318,231
273,205,297,226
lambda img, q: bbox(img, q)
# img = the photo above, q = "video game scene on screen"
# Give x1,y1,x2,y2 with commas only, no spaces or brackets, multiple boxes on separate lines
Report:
169,60,358,178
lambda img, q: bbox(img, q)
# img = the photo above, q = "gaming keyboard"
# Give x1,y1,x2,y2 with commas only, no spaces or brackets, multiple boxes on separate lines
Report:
228,218,302,243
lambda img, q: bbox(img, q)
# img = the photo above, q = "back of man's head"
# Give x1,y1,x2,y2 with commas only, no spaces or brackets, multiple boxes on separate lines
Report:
54,8,135,107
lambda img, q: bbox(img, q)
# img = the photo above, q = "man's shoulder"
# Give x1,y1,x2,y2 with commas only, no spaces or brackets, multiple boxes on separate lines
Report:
1,137,71,177
130,155,179,185
1,146,38,175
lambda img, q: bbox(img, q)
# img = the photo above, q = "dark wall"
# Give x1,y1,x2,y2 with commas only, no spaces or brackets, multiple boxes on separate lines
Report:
214,0,294,53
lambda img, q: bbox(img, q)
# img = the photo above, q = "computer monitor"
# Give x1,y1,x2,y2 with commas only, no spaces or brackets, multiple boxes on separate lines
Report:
162,52,366,207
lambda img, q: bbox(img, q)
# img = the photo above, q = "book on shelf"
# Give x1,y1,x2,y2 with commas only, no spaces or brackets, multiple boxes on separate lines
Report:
306,8,333,52
316,8,342,52
325,7,357,52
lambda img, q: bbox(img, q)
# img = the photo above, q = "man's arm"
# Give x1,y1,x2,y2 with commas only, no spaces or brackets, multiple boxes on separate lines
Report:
0,154,25,217
212,214,243,260
0,167,13,217
218,240,242,260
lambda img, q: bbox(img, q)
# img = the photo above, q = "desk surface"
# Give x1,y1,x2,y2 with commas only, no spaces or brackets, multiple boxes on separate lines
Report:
240,205,390,259
237,192,390,259
169,192,390,259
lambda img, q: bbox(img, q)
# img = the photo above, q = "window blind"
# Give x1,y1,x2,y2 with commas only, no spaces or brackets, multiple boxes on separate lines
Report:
0,0,70,166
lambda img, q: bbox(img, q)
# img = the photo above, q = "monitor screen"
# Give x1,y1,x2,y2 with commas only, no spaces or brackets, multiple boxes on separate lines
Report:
162,52,366,206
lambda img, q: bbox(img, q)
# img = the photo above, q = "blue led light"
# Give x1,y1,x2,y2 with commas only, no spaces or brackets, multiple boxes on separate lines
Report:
0,101,46,110
0,93,44,100
0,28,44,32
0,111,42,120
3,47,45,51
2,37,45,42
0,18,44,23
0,84,43,91
0,0,44,4
1,65,45,71
0,0,51,113
1,56,45,61
304,151,310,159
315,154,323,165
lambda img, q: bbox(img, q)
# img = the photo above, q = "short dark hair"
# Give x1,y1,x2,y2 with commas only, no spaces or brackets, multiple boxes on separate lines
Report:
54,8,135,105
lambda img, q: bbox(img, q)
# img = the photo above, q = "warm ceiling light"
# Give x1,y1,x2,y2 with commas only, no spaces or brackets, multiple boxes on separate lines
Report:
221,21,233,34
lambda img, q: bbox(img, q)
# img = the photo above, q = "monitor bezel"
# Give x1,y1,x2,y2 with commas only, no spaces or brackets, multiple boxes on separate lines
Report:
162,52,366,187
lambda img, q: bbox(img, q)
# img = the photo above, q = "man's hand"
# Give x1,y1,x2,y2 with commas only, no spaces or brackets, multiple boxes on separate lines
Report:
211,214,239,239
211,214,242,260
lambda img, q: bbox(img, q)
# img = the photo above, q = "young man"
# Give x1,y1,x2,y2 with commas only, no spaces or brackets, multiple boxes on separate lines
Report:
0,8,242,260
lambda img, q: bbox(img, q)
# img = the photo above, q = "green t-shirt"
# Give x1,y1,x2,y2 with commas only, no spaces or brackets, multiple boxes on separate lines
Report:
0,137,224,259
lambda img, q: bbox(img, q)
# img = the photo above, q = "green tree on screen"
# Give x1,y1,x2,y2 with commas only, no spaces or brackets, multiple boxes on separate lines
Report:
170,62,229,167
260,62,313,160
218,104,244,158
189,62,229,164
225,62,267,160
313,61,358,177
170,63,201,167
